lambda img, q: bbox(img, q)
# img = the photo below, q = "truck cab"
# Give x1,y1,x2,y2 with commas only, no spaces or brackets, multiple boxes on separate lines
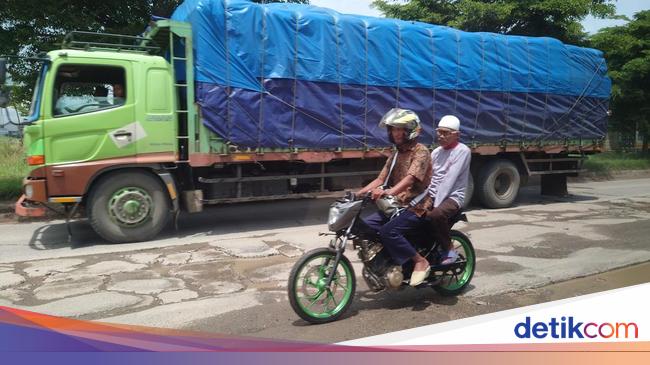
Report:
22,49,177,195
8,23,193,242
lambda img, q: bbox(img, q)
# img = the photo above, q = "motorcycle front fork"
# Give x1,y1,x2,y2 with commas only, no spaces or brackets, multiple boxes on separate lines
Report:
324,215,359,285
323,235,347,286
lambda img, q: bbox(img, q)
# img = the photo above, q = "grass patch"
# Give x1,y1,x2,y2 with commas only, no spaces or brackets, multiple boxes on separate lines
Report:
584,151,650,175
0,137,26,200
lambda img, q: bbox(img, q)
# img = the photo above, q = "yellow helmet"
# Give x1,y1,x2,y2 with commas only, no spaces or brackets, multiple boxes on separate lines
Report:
379,108,421,141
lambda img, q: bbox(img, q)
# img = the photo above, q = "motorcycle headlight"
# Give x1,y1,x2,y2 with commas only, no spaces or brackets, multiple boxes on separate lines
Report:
328,205,343,230
327,200,362,232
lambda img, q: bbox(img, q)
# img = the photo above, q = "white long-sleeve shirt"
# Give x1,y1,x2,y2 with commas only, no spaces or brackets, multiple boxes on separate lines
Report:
428,143,472,208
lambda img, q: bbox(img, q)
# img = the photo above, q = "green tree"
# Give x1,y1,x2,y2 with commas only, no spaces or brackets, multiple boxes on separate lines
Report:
0,0,308,112
0,0,309,58
372,0,617,45
591,11,650,152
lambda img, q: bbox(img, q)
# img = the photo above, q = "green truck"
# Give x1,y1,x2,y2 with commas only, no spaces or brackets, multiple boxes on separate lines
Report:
0,2,609,243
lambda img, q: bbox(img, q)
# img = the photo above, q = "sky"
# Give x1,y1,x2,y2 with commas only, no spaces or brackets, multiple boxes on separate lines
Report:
309,0,649,34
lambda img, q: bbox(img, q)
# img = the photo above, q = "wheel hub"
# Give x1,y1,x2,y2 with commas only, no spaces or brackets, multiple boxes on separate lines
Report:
495,173,512,196
123,200,141,215
108,187,153,227
316,277,328,291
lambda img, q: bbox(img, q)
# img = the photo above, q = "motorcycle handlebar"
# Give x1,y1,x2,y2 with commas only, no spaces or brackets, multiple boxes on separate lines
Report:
343,191,374,202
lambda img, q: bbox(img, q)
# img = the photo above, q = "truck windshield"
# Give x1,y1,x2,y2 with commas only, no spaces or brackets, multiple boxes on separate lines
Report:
26,63,48,123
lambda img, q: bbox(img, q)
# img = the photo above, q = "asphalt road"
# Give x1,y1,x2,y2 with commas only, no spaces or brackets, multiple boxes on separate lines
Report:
0,177,649,342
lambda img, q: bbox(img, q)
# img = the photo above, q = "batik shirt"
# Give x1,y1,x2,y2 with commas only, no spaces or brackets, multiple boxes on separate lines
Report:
376,142,432,216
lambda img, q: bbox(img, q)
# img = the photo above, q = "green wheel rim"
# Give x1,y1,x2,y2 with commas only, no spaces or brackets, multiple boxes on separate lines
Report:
437,235,474,291
107,187,153,228
294,254,354,320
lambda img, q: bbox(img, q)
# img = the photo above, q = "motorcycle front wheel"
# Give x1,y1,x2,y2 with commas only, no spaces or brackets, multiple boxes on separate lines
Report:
288,248,356,324
433,230,476,296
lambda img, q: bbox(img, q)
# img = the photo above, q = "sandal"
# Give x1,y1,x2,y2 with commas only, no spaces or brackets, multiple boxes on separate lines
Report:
440,249,459,265
409,265,431,286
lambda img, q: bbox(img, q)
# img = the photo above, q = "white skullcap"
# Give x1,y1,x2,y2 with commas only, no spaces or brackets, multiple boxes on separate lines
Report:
438,115,460,131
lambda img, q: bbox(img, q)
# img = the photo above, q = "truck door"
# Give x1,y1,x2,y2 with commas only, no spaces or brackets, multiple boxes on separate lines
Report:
136,66,176,157
43,61,137,167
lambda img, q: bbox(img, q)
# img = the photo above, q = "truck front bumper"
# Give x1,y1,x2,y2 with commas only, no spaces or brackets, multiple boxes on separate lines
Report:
15,178,48,218
15,195,47,218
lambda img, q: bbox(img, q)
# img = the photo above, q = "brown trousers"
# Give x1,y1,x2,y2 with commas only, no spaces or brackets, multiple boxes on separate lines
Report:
426,198,460,251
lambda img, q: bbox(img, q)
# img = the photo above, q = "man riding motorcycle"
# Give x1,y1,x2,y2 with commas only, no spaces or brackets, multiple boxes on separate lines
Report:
357,108,433,286
288,113,475,323
358,110,473,286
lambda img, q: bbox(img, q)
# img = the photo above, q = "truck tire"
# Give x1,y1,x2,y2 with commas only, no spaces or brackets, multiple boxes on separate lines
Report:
87,170,171,243
477,159,520,209
462,173,474,209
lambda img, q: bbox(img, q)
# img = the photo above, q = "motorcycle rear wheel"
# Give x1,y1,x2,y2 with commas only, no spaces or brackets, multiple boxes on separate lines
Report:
288,248,356,324
433,230,476,296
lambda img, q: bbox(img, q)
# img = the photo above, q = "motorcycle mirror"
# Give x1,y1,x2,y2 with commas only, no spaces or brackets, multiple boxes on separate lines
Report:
0,58,6,85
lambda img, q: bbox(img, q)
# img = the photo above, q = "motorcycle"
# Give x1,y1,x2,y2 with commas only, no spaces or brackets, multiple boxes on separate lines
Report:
288,192,476,324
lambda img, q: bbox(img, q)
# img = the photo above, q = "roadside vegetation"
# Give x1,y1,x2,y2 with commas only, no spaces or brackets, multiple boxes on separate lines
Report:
584,151,650,174
0,137,25,200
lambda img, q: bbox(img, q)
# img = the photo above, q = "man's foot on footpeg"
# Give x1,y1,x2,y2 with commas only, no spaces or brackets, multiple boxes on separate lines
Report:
440,249,459,265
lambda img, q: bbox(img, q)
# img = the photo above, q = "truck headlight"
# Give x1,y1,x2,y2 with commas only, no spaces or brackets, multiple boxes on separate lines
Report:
24,184,34,199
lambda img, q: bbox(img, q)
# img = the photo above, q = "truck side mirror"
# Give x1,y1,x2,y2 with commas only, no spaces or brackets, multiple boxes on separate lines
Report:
0,89,8,108
0,58,6,85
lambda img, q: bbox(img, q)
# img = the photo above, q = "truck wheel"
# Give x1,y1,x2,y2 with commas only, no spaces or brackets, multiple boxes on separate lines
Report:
477,159,520,209
462,173,474,210
88,170,171,243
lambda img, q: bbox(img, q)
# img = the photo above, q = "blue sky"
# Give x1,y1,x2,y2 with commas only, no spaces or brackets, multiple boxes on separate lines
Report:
583,0,648,33
310,0,649,34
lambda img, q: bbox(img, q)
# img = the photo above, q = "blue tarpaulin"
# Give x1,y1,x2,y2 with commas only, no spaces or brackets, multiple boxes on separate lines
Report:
172,0,611,149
